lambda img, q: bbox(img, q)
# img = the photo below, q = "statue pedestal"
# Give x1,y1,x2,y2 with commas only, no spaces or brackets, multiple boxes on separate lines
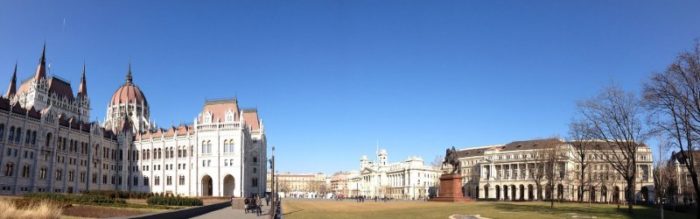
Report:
429,173,471,202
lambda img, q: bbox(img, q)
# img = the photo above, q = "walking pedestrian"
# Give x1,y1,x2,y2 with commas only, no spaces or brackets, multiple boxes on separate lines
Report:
256,195,263,216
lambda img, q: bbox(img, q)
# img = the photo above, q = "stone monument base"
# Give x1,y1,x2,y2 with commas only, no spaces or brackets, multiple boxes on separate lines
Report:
429,173,471,202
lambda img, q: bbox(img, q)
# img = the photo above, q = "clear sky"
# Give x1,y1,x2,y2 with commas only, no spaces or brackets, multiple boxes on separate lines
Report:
1,1,699,174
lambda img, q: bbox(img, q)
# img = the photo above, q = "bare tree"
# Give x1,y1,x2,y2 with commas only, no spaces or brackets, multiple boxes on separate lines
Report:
541,140,564,208
569,121,594,202
654,140,676,219
644,41,700,219
278,180,291,194
432,155,444,169
525,140,558,201
577,85,648,213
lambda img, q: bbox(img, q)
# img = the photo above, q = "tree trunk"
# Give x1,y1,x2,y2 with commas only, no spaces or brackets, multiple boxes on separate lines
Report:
550,186,554,208
626,181,633,214
579,168,585,203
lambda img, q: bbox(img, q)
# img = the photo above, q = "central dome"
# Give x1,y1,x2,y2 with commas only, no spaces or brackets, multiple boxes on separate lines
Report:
110,67,148,106
111,83,148,106
104,64,152,133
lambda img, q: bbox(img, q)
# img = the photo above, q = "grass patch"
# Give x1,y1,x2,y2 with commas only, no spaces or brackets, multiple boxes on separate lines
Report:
281,200,697,219
22,192,183,210
61,204,165,218
0,198,62,219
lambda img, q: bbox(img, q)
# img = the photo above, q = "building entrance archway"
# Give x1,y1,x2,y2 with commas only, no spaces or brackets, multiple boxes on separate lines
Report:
223,175,235,196
202,175,213,196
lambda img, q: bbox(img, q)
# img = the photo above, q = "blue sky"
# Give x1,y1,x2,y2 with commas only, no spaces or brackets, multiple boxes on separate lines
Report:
1,1,699,174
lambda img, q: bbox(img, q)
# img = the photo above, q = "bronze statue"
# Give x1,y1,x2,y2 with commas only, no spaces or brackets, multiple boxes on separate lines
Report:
442,146,460,174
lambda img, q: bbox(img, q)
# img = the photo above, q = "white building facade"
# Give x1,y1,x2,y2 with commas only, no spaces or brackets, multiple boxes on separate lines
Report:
455,139,654,203
344,149,440,199
0,46,267,197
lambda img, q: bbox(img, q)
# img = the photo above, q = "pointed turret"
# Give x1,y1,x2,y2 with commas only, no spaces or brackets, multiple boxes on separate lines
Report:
33,43,47,81
77,63,88,98
5,63,17,98
126,63,133,84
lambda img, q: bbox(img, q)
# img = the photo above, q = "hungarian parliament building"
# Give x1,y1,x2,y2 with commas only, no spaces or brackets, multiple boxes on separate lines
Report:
0,46,267,197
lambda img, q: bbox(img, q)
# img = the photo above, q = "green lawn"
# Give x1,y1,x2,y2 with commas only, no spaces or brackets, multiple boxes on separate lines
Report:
282,199,697,219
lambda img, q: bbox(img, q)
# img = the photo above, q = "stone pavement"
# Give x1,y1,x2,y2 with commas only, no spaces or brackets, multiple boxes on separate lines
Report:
192,203,273,219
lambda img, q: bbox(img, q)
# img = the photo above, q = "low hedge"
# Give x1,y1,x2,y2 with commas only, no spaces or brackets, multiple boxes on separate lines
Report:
82,190,154,199
24,193,126,205
147,196,203,206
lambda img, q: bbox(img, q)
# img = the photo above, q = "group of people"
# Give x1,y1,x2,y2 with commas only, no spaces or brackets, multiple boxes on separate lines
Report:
349,195,391,202
241,194,270,216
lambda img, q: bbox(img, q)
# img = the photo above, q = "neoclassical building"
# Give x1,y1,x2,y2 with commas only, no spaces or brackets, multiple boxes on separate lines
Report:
0,46,267,197
454,139,654,203
266,172,328,198
338,149,440,199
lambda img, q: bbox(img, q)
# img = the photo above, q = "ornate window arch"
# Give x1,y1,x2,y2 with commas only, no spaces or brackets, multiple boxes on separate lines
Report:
225,110,234,122
8,126,13,142
14,127,21,143
204,112,212,124
4,162,14,176
207,141,212,153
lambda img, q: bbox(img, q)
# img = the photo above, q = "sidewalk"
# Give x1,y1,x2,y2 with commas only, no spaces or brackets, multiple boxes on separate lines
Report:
192,204,273,219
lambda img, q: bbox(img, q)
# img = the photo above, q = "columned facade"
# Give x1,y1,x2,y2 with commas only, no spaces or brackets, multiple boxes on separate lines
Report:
455,139,654,203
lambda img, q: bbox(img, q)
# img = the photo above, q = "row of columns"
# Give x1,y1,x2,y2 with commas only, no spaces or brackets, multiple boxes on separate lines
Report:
477,184,624,202
483,163,538,180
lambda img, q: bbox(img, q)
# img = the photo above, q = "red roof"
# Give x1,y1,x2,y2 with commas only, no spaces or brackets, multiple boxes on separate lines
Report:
111,83,147,106
200,99,239,123
242,109,260,131
48,77,75,101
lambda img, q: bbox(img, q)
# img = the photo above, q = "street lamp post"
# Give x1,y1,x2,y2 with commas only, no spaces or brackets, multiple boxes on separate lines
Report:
269,146,276,218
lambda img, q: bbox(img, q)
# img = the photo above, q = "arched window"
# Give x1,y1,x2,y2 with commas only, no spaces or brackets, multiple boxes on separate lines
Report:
204,112,212,124
15,127,21,143
223,140,228,153
201,141,206,154
207,141,212,153
0,124,4,141
46,132,53,148
225,111,234,122
8,127,14,142
229,140,234,153
4,163,14,176
25,130,31,144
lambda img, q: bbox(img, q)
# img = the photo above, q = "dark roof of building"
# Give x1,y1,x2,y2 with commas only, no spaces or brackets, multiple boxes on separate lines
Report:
500,138,561,151
48,77,75,101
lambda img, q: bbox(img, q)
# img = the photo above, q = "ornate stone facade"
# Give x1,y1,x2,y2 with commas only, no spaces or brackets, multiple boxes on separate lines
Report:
455,139,654,203
339,149,441,199
0,46,267,197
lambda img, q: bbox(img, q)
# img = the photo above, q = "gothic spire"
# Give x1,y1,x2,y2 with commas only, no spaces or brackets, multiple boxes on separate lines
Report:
33,43,47,81
126,62,133,84
78,63,88,98
5,63,17,98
